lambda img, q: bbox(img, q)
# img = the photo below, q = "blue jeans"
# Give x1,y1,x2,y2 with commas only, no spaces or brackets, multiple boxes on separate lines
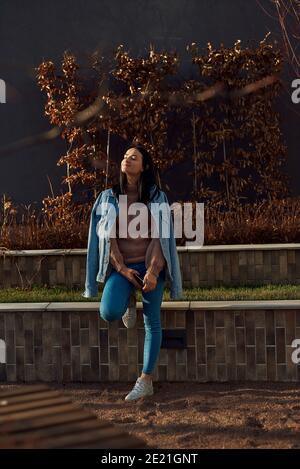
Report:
99,261,166,375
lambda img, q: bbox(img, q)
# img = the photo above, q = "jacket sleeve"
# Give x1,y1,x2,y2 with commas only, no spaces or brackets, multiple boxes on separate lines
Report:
82,192,103,298
162,192,183,300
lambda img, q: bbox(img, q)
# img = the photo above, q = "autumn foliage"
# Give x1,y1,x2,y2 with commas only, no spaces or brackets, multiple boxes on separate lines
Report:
1,35,298,249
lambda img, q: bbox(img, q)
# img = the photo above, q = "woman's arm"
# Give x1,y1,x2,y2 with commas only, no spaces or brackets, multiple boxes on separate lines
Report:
145,237,166,278
109,236,126,273
109,229,144,289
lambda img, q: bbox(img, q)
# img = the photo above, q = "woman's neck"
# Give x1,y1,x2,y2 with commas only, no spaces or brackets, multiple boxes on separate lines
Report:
126,176,139,187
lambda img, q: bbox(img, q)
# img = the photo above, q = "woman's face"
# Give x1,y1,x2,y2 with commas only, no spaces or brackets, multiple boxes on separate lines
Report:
121,147,144,178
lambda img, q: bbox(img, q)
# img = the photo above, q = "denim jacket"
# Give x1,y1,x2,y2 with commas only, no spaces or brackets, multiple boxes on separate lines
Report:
82,184,183,300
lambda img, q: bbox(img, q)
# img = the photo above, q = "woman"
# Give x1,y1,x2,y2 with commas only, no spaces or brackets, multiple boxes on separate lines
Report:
83,143,183,401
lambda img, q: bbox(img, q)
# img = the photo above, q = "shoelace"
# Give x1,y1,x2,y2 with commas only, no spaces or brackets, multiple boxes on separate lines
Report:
133,379,151,392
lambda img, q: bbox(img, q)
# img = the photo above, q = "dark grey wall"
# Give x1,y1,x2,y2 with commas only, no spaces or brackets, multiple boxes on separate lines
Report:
0,0,298,207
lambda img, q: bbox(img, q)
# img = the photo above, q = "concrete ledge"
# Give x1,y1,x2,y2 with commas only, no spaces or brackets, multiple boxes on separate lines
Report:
1,299,300,311
1,243,300,256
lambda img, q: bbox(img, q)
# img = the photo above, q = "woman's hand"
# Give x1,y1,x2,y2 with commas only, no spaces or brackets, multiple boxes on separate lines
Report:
119,266,143,289
142,271,157,293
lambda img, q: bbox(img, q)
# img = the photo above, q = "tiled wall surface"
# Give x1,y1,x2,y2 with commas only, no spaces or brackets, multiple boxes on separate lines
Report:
1,307,300,383
179,249,300,288
1,246,300,289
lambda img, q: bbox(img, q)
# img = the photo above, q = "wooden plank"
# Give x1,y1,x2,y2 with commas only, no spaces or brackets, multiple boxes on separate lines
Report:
0,390,64,407
0,385,49,399
0,419,111,448
0,385,147,449
0,402,82,424
0,409,95,434
0,396,72,416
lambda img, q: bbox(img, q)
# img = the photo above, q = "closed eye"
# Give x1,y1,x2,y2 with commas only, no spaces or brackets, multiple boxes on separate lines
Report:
124,154,136,160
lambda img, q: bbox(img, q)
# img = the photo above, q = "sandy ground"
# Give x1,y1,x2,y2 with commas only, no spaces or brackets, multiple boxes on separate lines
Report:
1,381,300,449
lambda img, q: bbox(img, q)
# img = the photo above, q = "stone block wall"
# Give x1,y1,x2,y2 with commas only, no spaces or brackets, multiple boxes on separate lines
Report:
1,244,300,290
1,304,300,383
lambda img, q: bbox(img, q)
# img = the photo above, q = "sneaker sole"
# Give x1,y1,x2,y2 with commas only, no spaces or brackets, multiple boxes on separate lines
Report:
124,391,153,402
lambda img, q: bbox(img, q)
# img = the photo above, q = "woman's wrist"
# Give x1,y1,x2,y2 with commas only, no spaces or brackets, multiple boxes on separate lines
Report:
118,264,127,274
146,269,158,278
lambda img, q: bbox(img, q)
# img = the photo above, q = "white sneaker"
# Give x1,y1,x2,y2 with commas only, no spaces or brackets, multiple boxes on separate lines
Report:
125,377,154,402
122,291,137,328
